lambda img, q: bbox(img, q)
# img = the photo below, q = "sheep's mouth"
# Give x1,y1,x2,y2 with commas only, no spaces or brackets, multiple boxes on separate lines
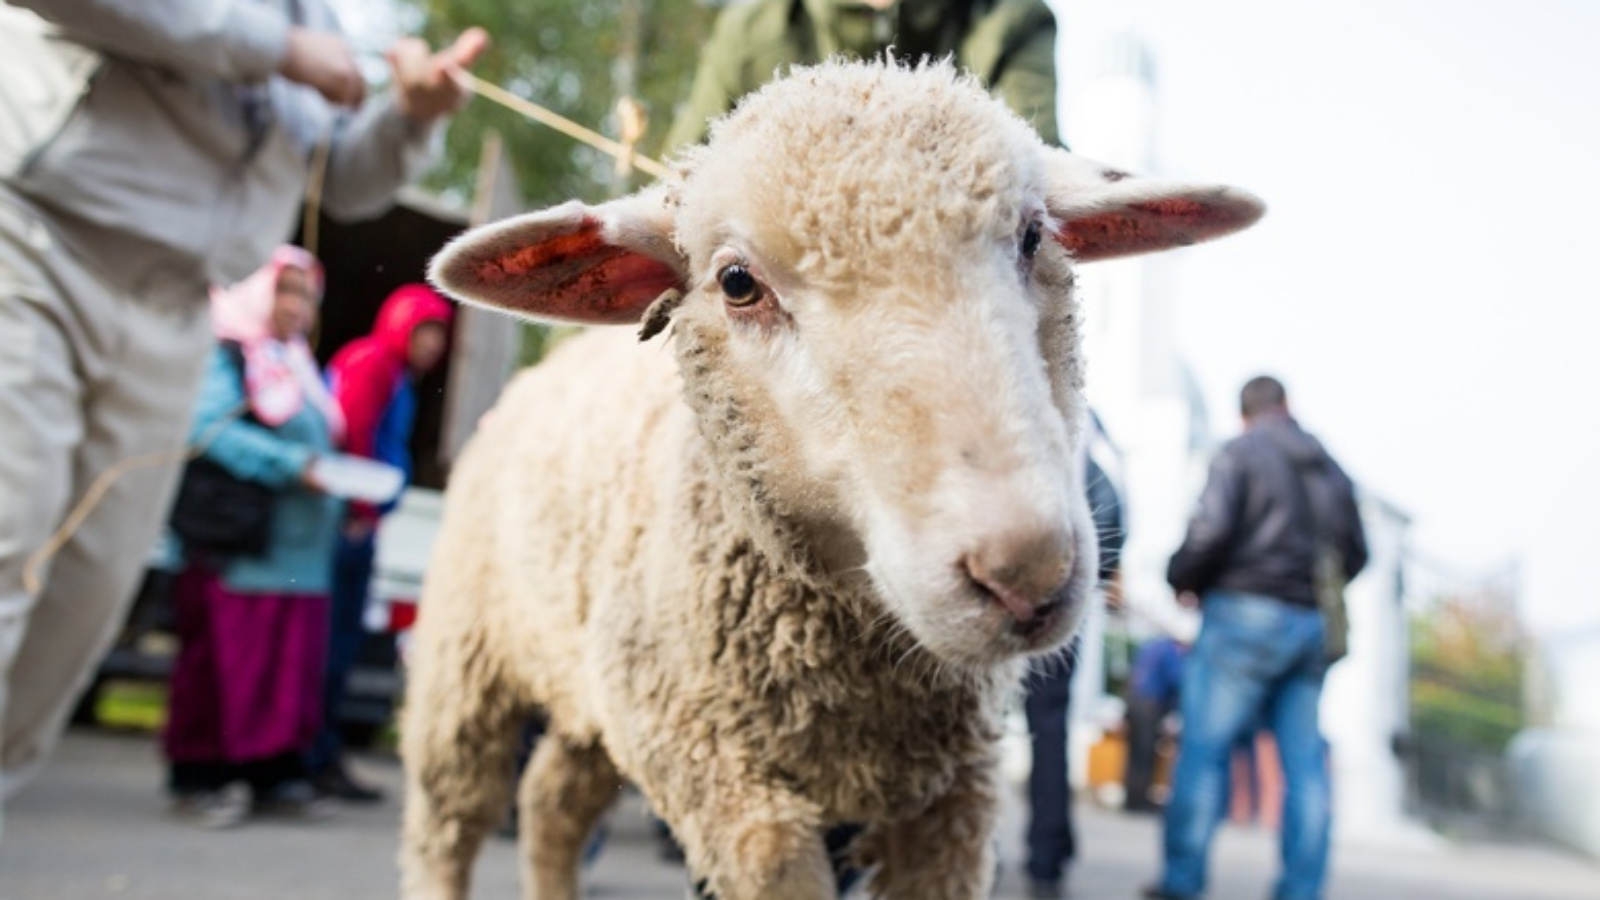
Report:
960,564,1082,649
1011,590,1081,653
1009,599,1066,640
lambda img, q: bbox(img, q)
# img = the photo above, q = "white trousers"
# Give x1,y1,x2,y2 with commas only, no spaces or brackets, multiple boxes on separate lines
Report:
0,189,212,835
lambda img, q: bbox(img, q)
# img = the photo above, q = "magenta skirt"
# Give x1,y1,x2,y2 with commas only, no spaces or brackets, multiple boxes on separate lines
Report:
162,566,330,764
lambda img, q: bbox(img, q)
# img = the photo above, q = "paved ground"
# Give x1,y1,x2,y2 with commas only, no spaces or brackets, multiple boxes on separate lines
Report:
4,729,1599,899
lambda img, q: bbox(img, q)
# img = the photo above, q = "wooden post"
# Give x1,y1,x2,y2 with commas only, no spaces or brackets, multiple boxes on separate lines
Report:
438,132,525,467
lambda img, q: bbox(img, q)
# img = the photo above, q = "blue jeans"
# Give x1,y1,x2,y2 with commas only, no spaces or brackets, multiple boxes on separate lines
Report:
1159,592,1331,900
307,529,375,775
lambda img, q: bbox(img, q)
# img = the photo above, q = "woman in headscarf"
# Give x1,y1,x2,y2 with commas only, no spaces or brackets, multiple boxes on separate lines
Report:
162,245,346,828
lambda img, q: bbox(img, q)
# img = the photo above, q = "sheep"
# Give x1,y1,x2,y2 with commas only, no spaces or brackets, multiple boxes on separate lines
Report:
400,58,1262,900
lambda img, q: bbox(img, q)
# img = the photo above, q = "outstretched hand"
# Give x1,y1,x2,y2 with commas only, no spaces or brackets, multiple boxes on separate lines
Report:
388,27,490,124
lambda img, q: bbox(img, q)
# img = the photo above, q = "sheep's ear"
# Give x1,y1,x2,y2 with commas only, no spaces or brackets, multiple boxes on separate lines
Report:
1043,149,1265,263
429,186,686,326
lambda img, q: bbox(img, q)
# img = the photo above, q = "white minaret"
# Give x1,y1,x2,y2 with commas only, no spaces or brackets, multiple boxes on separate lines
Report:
1071,36,1210,610
1061,31,1214,784
1067,31,1206,639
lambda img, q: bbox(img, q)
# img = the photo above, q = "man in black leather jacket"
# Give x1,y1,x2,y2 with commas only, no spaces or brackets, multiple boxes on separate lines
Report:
1144,375,1367,900
1166,380,1366,608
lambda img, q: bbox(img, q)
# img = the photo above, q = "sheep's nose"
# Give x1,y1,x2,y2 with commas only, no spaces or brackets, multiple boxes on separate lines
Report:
962,524,1075,627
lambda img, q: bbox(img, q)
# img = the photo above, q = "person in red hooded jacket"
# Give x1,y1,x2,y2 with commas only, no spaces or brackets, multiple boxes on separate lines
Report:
309,284,452,801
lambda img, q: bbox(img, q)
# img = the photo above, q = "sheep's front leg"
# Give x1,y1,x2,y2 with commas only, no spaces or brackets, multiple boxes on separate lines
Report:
398,704,521,900
398,619,523,900
670,787,834,900
865,762,1001,900
517,734,622,900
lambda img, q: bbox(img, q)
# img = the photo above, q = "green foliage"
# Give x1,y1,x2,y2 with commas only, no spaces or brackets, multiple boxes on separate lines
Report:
1410,680,1523,750
405,0,713,208
518,323,584,367
1409,596,1527,753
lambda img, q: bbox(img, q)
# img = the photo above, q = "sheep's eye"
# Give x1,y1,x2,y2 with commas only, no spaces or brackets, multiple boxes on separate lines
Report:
1021,222,1043,260
718,264,761,306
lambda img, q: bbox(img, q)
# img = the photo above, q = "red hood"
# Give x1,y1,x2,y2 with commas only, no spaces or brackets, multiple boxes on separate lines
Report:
326,284,454,473
373,284,454,360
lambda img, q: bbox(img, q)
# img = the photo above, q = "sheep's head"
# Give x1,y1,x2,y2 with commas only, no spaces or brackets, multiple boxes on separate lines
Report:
432,60,1262,669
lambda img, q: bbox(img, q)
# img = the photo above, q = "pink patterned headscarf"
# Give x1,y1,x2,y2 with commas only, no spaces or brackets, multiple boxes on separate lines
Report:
209,245,345,441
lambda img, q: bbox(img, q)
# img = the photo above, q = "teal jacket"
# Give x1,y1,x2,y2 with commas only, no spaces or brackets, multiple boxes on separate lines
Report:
185,343,343,596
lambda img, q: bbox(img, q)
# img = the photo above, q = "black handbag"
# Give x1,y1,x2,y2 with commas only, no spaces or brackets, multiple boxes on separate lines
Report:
167,342,277,558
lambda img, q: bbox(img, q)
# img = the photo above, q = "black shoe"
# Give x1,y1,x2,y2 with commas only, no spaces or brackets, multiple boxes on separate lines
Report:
659,836,686,863
1124,797,1163,815
311,764,385,803
497,803,518,839
253,779,334,819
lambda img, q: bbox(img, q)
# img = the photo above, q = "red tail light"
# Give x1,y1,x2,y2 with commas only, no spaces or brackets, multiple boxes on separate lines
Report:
388,599,418,633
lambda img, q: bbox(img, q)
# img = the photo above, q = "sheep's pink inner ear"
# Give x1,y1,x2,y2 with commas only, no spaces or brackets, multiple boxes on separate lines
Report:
460,216,682,325
1056,198,1232,263
1042,149,1264,263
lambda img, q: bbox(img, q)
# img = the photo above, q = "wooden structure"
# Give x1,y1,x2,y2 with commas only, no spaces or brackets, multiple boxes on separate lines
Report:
300,135,524,488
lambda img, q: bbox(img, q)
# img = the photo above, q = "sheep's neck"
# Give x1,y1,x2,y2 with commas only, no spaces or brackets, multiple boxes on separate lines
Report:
692,527,1011,821
674,319,844,587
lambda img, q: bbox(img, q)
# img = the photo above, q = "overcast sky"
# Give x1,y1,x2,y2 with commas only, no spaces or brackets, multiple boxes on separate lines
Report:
1051,0,1600,635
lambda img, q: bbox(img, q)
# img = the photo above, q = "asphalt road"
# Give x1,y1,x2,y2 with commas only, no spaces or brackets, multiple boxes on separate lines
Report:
3,729,1599,899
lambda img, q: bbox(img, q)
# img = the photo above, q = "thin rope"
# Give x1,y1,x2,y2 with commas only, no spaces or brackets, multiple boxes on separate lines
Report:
21,402,249,596
301,134,333,258
454,70,674,181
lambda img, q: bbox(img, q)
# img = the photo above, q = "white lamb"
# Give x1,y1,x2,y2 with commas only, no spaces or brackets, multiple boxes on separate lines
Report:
400,59,1261,900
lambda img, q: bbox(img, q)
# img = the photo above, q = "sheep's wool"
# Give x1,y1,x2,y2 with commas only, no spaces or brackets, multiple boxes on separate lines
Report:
677,60,1044,289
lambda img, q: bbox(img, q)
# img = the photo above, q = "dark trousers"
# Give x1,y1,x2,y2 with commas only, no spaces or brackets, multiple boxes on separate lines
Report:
1024,655,1077,883
170,752,305,797
1124,695,1171,812
308,529,375,774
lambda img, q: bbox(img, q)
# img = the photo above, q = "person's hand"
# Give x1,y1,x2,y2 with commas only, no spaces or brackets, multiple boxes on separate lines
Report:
387,28,490,124
1176,590,1201,609
279,27,365,108
299,458,327,494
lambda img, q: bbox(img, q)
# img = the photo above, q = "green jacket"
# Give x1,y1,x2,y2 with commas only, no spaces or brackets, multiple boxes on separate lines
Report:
664,0,1060,152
